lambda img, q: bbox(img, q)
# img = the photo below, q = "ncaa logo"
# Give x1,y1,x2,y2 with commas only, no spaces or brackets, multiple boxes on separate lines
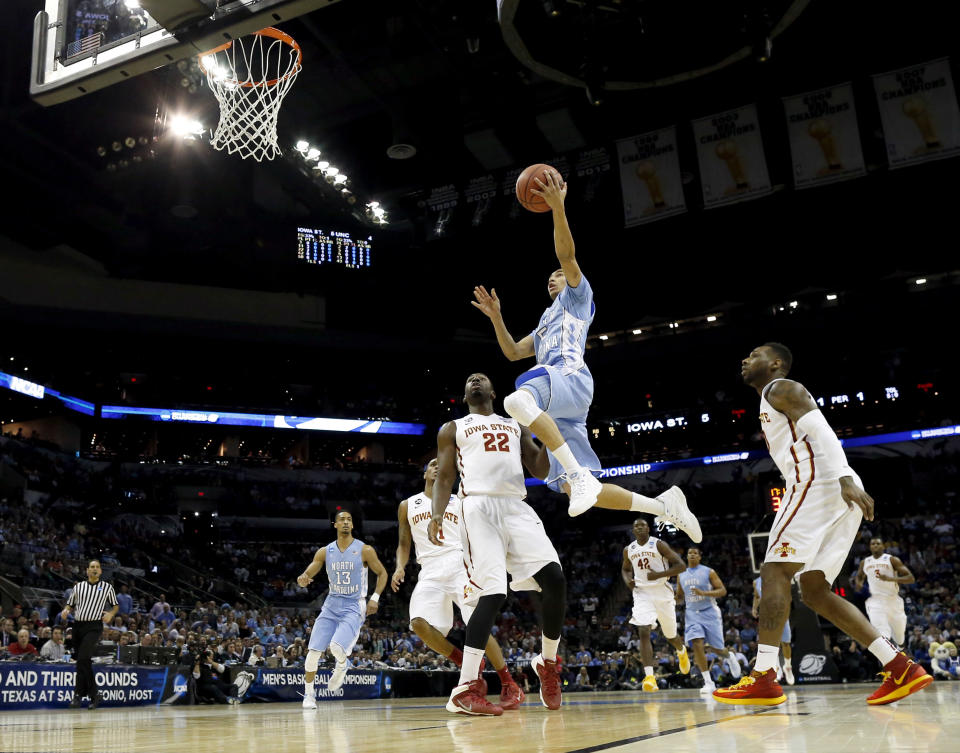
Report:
799,654,827,675
173,674,189,694
384,676,392,692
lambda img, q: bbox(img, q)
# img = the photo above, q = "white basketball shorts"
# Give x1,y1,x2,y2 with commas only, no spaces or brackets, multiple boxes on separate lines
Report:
629,585,678,639
865,595,907,646
408,549,475,636
459,494,561,605
763,474,864,585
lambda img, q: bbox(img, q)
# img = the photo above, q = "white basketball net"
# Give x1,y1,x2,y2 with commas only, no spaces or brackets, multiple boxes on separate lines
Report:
199,29,301,162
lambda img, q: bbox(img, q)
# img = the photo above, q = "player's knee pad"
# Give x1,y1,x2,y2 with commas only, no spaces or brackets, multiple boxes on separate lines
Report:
329,642,346,663
503,389,543,426
533,562,566,593
305,649,322,673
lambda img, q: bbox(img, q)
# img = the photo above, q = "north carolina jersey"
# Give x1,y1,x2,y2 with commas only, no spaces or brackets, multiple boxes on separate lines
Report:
863,553,900,598
679,565,717,612
627,536,673,592
759,378,849,485
325,538,367,600
454,413,526,498
532,275,595,376
405,492,462,563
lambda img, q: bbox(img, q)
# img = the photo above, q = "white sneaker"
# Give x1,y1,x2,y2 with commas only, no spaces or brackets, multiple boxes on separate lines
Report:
728,658,742,680
776,663,784,683
302,692,317,710
567,469,602,517
699,681,715,695
328,660,348,692
656,487,701,543
783,663,795,686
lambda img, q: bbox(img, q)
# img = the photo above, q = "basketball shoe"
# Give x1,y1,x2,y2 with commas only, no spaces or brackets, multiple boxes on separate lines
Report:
654,487,702,543
328,660,348,692
866,653,932,705
783,662,795,685
677,646,691,674
712,669,786,706
567,469,602,517
446,679,503,716
699,675,716,695
532,654,562,709
499,680,525,710
301,691,318,710
641,675,659,692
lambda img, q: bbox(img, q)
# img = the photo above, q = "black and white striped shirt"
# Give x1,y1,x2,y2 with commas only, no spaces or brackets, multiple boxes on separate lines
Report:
67,580,118,621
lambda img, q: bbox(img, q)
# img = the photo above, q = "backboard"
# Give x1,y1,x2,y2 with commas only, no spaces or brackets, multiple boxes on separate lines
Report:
30,0,339,106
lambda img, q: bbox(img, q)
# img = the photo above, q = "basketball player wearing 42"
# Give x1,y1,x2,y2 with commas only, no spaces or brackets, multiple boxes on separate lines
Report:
854,535,915,648
429,373,564,716
621,518,691,691
471,167,701,542
714,343,931,707
392,459,525,709
297,510,388,709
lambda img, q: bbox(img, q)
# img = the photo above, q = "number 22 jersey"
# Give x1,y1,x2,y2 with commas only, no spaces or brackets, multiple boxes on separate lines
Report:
454,413,527,498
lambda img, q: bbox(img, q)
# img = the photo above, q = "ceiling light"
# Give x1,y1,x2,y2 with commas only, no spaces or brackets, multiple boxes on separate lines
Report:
632,329,642,335
295,140,309,152
306,148,320,161
598,335,609,341
706,315,717,322
915,278,927,285
826,294,837,301
333,174,348,185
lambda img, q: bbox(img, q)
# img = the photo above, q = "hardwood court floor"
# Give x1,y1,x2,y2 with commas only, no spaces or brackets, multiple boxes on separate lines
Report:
3,684,957,753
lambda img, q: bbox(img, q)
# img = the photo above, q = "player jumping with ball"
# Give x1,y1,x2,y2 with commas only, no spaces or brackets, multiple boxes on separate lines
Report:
471,168,701,541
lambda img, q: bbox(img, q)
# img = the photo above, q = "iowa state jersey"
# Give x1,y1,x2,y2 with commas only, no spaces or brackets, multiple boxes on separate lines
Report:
627,536,673,592
405,492,461,563
454,413,526,498
863,553,900,598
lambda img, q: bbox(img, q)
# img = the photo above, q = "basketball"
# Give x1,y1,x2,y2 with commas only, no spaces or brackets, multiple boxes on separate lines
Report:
516,163,563,213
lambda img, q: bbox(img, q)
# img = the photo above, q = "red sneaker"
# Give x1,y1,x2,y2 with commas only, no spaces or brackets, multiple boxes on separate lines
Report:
866,653,933,706
712,669,786,706
445,679,503,716
532,654,562,710
499,680,525,710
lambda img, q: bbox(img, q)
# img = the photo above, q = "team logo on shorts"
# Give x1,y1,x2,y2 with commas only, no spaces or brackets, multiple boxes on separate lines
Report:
463,584,476,600
773,542,797,558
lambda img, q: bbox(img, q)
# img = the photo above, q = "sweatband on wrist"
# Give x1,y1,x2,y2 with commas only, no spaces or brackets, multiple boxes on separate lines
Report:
369,592,380,603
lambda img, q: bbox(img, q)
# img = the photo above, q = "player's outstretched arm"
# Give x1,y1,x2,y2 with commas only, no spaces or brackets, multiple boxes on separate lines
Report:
471,286,535,361
428,422,457,545
392,500,412,592
297,547,326,588
530,170,582,289
519,427,550,480
363,545,388,616
766,379,875,521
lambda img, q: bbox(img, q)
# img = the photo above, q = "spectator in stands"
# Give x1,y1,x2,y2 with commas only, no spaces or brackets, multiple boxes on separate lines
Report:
618,656,644,689
40,625,66,660
8,628,38,657
575,644,592,664
193,649,240,704
247,644,266,666
116,584,133,616
150,594,170,621
834,641,869,682
574,666,594,691
597,662,618,690
1,618,16,649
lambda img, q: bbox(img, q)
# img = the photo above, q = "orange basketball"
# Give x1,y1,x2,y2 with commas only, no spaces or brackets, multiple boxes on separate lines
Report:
516,163,562,213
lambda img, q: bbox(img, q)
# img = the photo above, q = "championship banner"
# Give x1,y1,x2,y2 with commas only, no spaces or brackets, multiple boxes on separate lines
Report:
692,104,773,208
616,127,686,227
245,667,385,702
782,83,867,189
872,57,960,169
0,664,172,710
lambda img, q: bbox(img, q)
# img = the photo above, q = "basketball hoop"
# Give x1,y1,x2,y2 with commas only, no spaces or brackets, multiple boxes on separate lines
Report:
198,27,302,162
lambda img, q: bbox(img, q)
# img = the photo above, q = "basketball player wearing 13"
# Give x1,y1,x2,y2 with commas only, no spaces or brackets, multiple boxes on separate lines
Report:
429,373,564,716
854,535,915,648
471,167,701,541
297,511,388,709
392,459,525,709
621,518,691,692
714,343,931,706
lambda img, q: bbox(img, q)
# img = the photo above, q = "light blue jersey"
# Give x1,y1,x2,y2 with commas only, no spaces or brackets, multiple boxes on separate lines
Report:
680,566,717,613
516,275,600,491
309,538,368,655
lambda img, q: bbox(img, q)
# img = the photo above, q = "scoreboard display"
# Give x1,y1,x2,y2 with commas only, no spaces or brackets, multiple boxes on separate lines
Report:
769,485,787,512
297,227,372,269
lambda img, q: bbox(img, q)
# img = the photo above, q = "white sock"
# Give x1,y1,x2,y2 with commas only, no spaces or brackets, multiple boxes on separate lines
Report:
754,643,780,673
868,637,898,666
304,676,314,694
541,636,559,662
644,666,654,677
458,646,485,686
552,443,579,474
702,671,715,687
630,492,665,515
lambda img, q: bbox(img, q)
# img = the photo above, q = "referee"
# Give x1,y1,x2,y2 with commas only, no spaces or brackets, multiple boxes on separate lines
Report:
60,560,119,709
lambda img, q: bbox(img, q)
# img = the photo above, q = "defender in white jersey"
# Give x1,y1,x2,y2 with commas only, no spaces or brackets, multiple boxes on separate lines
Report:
392,459,524,709
715,343,930,707
620,518,690,691
429,373,565,716
470,170,701,542
855,536,914,646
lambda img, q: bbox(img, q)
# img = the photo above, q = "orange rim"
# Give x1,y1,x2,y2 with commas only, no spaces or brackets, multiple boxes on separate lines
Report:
197,27,302,88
